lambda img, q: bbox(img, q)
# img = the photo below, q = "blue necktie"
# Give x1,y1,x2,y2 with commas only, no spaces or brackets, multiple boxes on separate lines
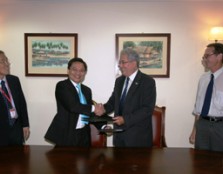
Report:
1,80,14,125
77,84,89,125
200,74,214,117
118,77,129,115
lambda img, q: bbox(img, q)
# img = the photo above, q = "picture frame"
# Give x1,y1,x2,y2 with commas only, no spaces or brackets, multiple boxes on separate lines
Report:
116,33,171,78
24,33,78,77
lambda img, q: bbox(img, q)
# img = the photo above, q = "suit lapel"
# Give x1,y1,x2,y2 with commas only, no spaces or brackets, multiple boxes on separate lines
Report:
66,79,78,94
125,71,141,100
117,76,126,100
6,76,17,106
66,79,91,104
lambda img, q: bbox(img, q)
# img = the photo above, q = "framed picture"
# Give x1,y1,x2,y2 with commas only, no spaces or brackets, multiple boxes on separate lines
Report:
24,33,78,76
116,33,171,78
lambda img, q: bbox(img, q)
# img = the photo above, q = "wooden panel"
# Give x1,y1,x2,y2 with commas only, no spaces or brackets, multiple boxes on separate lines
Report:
0,146,223,173
90,124,106,147
152,106,167,147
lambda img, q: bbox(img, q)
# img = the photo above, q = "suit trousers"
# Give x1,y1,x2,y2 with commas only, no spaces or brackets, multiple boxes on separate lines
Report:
0,120,23,146
70,126,91,147
195,118,223,152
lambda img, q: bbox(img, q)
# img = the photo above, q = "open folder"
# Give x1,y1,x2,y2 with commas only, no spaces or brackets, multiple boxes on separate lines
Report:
82,115,113,122
98,128,124,133
82,116,125,133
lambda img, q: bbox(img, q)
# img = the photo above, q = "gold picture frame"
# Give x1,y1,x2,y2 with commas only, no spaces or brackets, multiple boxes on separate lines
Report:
24,33,78,77
116,33,171,78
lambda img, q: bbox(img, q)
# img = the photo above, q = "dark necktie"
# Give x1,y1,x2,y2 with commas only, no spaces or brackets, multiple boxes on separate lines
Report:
1,80,14,125
118,77,129,115
200,74,214,117
77,84,89,125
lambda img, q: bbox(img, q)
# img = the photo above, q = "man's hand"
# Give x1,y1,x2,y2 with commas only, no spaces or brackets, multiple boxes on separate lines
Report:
189,129,196,144
23,127,30,141
113,116,124,126
94,103,105,116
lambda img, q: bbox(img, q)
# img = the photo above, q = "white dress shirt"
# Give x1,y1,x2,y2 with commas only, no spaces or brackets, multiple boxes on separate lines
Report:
121,70,138,95
193,67,223,117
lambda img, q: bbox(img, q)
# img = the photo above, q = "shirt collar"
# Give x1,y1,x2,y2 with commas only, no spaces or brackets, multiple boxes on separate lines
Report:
128,70,138,82
0,77,7,85
213,66,223,79
69,79,79,88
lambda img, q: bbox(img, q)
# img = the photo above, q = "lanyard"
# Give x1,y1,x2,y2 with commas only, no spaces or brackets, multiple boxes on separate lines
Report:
0,86,12,105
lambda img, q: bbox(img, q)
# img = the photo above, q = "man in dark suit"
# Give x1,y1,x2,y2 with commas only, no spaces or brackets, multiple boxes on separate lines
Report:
45,58,105,147
96,48,156,147
0,50,30,146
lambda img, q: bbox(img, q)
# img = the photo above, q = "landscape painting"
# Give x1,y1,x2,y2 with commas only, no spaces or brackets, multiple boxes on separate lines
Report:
25,33,78,76
116,33,170,78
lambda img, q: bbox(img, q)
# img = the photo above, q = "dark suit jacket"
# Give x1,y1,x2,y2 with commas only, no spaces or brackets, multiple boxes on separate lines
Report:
104,70,156,147
45,79,103,146
0,75,29,145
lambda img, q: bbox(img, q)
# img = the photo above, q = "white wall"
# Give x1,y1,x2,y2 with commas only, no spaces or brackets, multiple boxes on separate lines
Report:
0,1,223,147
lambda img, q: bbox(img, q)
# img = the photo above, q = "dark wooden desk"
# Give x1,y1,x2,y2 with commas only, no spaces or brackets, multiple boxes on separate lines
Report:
0,145,222,174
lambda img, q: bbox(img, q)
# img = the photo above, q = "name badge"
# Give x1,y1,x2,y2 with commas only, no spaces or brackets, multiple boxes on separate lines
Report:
9,108,17,118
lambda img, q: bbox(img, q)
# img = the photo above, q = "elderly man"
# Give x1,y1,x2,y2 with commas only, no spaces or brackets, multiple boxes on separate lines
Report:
0,50,30,146
97,48,156,147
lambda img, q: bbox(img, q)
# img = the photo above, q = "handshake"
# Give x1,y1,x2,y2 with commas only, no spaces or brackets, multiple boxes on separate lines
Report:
94,103,106,116
92,101,124,126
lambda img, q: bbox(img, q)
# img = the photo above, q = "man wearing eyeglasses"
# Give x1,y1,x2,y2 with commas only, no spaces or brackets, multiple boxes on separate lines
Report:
96,48,156,147
189,43,223,151
0,50,30,146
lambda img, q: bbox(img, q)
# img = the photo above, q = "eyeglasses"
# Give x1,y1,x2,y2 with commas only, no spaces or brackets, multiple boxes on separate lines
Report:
202,53,216,59
0,59,10,65
118,60,133,65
